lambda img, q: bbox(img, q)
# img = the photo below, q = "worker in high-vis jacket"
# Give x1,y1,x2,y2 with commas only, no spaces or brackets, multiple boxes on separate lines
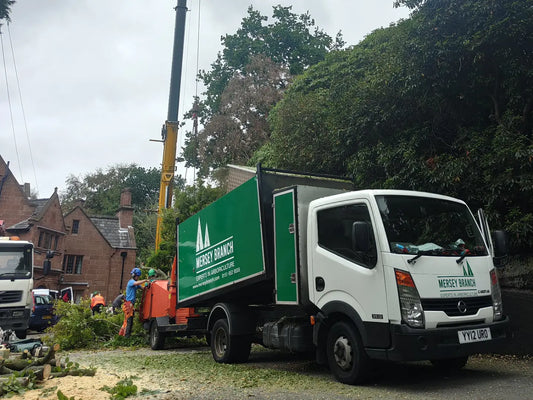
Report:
119,268,149,337
90,292,105,314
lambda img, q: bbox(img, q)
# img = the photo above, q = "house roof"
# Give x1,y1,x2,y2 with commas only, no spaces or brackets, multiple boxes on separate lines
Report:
6,198,51,231
90,216,135,249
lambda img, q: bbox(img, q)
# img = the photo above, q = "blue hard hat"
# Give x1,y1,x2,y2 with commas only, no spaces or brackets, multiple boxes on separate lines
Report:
131,267,141,277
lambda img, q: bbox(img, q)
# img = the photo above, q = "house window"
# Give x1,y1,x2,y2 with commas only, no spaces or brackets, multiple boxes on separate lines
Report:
37,230,59,250
63,255,83,274
71,220,80,234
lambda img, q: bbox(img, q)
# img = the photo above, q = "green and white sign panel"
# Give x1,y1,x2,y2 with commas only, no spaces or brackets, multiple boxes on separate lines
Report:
178,177,265,302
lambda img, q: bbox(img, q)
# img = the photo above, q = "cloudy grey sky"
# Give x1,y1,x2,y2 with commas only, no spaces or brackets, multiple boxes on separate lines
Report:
1,1,409,198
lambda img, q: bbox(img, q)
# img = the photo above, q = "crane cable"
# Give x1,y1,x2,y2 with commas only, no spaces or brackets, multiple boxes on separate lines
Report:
192,0,201,182
179,0,201,184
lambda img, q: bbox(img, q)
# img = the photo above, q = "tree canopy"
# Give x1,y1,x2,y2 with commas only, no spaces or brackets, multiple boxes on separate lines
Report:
182,5,343,177
0,0,15,23
264,0,532,251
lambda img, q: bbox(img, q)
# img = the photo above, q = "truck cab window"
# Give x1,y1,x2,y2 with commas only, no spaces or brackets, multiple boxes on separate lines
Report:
317,204,377,268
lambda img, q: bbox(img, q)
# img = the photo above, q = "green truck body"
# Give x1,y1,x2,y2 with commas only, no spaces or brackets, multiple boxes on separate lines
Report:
177,168,352,308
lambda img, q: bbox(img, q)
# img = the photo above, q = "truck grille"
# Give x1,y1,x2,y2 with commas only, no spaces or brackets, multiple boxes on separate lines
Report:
0,291,23,303
421,296,492,317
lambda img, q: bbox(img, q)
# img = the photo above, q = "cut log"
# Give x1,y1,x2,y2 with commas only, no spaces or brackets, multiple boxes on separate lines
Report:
0,365,15,375
2,358,32,371
22,364,52,381
34,343,60,366
50,368,96,378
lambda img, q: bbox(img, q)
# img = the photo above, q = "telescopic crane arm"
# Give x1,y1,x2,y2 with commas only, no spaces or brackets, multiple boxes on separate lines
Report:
155,0,188,251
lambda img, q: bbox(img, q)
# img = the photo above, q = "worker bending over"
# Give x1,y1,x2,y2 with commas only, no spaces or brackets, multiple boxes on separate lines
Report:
90,292,105,314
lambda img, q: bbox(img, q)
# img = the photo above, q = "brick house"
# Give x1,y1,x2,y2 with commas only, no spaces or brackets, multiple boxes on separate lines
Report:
0,155,67,288
63,189,136,302
0,155,137,303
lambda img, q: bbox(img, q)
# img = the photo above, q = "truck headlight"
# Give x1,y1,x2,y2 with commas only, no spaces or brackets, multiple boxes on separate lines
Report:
395,269,425,328
490,269,503,321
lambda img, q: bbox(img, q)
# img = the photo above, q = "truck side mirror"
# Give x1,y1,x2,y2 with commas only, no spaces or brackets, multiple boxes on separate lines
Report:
492,230,509,268
352,221,371,252
43,259,51,276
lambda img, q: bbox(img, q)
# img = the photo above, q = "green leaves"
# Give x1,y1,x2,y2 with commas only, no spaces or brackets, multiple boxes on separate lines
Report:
267,0,532,252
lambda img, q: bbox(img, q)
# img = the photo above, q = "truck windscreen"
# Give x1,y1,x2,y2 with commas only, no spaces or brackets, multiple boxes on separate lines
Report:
0,246,32,279
376,195,488,257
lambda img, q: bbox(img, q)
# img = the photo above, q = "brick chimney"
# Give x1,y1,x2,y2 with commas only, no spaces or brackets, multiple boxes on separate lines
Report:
117,188,133,228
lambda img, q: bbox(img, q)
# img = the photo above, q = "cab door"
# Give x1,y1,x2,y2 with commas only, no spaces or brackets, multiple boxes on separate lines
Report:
308,200,388,326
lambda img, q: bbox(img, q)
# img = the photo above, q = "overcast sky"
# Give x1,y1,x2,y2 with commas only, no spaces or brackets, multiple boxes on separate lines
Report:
1,0,409,198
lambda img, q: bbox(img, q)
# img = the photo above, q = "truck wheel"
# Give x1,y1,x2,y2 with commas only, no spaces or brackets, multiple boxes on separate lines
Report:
15,329,27,339
326,321,370,384
149,320,166,350
431,356,468,370
211,318,251,364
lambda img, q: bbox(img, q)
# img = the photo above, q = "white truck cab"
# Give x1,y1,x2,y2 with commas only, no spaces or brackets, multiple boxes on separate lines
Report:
0,237,34,339
307,189,509,382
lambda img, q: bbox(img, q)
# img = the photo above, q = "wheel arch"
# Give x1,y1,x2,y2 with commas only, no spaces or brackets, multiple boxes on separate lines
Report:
207,303,256,342
315,301,368,363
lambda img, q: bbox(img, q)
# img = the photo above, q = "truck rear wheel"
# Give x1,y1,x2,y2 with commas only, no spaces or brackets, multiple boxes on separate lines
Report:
326,321,370,384
149,320,166,350
211,318,251,363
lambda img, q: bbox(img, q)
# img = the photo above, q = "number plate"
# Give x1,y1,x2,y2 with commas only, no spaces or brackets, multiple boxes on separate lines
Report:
42,315,52,320
458,327,492,344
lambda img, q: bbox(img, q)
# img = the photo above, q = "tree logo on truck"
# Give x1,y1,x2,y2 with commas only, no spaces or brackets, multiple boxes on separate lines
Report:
196,219,211,251
437,260,477,298
193,219,237,290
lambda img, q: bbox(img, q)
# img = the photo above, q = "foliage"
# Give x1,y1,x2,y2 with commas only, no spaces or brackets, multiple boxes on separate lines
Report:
0,0,15,22
145,182,225,271
60,163,185,264
46,300,143,350
183,5,343,177
57,390,79,400
267,0,533,252
187,55,290,177
101,377,138,400
60,164,164,215
197,5,343,119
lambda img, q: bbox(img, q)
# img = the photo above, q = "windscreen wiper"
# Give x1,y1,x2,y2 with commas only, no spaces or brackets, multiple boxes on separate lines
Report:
407,250,439,265
456,250,471,264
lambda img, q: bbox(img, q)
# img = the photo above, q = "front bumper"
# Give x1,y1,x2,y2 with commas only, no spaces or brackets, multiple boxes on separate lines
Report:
367,316,511,361
0,307,30,331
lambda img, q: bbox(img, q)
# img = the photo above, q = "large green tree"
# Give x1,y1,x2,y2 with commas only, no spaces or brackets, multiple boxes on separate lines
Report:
266,0,533,251
184,54,291,177
182,5,343,177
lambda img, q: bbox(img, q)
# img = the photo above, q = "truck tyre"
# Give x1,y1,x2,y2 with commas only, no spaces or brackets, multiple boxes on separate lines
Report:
430,356,468,370
149,320,166,350
326,321,370,385
211,318,251,364
15,329,27,339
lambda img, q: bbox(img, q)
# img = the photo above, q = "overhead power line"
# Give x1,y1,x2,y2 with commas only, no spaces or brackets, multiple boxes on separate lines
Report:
1,24,24,182
7,23,39,193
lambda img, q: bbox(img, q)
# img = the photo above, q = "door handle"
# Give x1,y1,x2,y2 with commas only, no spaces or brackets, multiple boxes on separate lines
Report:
315,277,325,292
